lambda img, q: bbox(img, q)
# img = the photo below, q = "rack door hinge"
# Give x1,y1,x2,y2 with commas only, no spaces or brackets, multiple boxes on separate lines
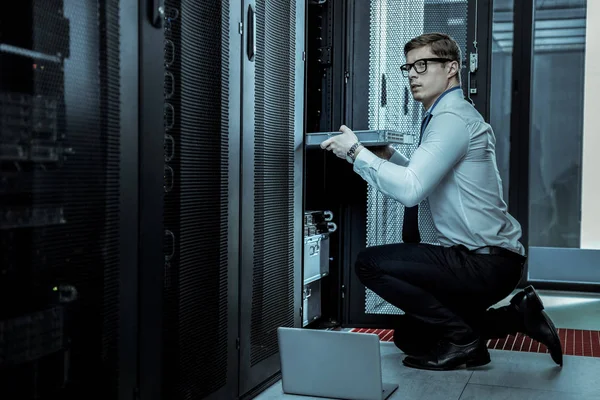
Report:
236,337,240,350
469,52,478,73
133,387,140,400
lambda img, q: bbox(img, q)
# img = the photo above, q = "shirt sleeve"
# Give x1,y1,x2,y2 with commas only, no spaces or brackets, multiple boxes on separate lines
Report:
352,111,470,207
388,149,409,166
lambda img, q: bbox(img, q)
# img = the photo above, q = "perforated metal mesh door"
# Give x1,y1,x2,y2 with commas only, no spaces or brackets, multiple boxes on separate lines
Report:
250,0,297,367
0,0,121,397
161,1,230,398
365,0,468,315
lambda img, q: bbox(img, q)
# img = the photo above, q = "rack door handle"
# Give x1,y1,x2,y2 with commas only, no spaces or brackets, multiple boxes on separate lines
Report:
247,4,256,61
150,0,165,28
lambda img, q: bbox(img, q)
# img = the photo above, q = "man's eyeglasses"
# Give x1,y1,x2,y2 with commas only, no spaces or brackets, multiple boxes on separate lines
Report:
400,58,453,77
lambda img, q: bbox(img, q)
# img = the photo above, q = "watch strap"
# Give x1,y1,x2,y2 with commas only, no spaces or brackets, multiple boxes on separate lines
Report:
347,141,362,162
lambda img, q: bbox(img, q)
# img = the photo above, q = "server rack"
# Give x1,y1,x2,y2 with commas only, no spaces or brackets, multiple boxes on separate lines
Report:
0,0,139,399
2,0,305,398
238,0,304,396
1,1,495,399
303,0,491,331
139,1,305,399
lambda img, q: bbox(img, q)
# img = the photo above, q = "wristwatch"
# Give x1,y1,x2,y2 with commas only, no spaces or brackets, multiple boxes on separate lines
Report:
346,141,362,164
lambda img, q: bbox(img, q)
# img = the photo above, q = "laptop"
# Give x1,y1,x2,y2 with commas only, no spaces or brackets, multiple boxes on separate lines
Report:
277,327,399,400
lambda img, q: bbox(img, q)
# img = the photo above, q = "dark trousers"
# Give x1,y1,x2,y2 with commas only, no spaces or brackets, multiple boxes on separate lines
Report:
355,243,526,348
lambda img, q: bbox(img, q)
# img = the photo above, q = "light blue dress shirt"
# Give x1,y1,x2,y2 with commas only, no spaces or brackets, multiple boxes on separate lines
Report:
353,86,525,255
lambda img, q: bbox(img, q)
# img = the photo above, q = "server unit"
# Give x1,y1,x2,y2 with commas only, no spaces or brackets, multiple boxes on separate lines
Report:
302,210,336,326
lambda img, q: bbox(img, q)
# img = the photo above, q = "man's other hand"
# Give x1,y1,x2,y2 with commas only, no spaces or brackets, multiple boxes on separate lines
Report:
320,125,359,159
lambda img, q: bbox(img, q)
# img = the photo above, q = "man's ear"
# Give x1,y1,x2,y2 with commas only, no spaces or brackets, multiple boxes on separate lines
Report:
447,60,459,79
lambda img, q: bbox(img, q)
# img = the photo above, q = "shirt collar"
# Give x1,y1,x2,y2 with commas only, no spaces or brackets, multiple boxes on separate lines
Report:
424,86,463,116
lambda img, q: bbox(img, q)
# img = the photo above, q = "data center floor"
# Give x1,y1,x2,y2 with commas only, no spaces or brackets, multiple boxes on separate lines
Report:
257,290,600,400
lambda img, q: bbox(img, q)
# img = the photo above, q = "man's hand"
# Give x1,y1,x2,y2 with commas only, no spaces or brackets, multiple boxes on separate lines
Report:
320,125,360,160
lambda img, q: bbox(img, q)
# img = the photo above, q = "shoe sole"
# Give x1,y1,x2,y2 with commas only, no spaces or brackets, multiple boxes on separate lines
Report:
524,285,544,312
510,285,544,312
540,310,563,366
466,354,491,368
401,353,491,371
521,286,563,366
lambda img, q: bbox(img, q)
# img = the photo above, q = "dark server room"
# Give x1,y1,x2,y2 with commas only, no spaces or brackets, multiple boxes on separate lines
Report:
1,0,599,399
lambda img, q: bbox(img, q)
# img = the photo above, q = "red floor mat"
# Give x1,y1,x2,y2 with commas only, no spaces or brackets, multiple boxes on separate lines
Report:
350,328,600,358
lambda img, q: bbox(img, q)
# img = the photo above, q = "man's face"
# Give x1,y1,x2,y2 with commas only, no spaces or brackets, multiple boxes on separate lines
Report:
405,46,457,109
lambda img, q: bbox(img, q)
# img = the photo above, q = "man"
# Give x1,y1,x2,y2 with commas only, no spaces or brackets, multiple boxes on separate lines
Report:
320,33,562,371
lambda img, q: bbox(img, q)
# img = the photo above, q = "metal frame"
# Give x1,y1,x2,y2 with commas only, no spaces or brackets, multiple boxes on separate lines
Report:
238,0,306,395
223,2,242,399
509,0,600,291
239,0,258,394
119,0,140,399
137,0,165,398
332,0,347,129
321,0,348,321
526,248,600,292
509,0,533,288
294,0,307,334
302,0,347,328
341,0,370,328
466,0,492,121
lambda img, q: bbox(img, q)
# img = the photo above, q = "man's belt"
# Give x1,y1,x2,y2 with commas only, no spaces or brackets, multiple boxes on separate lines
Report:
472,246,525,259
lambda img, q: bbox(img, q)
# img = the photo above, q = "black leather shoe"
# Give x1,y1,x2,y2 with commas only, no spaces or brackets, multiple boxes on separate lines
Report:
402,338,490,371
510,285,563,366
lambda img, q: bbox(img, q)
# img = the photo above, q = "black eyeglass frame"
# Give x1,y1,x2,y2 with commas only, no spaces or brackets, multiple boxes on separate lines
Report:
400,57,455,77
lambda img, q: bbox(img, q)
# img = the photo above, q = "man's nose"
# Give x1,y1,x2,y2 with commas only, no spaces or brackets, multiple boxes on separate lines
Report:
408,66,419,79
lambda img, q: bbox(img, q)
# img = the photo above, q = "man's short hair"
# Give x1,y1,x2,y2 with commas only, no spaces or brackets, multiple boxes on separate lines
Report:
404,33,462,80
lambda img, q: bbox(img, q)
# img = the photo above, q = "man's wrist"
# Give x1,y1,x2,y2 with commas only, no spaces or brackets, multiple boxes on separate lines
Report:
354,144,365,159
346,141,363,163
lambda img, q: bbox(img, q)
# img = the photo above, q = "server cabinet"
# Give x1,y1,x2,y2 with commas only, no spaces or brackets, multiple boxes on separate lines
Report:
239,0,305,397
138,0,241,399
0,0,139,399
139,0,305,398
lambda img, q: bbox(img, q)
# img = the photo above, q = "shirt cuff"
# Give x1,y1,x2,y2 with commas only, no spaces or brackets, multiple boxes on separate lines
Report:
353,147,385,172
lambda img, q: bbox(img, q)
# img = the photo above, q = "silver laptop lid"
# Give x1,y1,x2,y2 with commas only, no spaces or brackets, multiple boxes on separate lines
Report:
277,327,385,400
